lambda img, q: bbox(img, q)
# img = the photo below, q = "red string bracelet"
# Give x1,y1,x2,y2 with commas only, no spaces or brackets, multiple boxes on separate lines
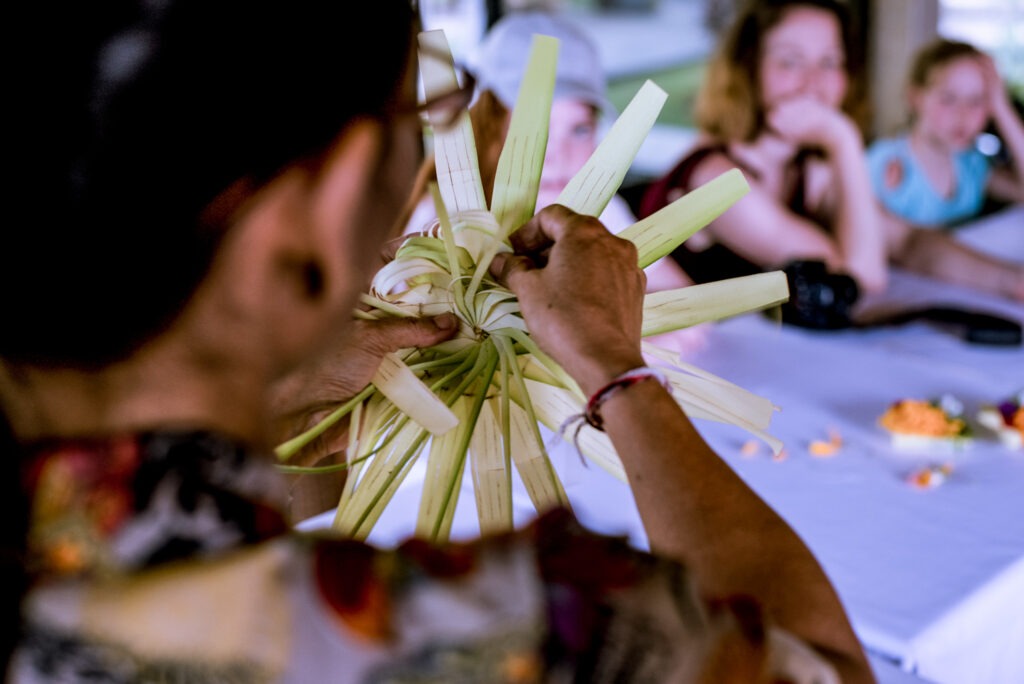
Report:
559,366,671,446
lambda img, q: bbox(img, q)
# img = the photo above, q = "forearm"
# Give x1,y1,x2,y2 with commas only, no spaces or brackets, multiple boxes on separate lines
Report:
501,205,873,680
991,100,1024,200
828,131,888,294
600,380,872,681
895,228,1024,301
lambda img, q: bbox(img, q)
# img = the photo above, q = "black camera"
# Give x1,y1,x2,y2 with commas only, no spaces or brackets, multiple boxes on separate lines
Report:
778,260,860,330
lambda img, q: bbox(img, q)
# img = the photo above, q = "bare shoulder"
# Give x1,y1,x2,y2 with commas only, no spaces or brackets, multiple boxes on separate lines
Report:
688,148,741,187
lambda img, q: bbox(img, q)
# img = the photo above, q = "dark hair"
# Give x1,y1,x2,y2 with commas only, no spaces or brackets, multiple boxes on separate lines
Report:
695,0,870,141
3,0,415,368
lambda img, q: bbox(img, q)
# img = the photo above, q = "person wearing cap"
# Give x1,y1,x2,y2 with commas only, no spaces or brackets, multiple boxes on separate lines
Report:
399,11,708,326
3,3,876,680
469,10,621,224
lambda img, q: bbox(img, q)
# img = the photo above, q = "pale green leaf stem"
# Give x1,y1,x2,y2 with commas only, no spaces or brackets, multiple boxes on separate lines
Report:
278,28,788,542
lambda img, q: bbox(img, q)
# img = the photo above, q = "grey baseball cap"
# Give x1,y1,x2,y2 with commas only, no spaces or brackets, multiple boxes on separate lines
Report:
470,11,614,115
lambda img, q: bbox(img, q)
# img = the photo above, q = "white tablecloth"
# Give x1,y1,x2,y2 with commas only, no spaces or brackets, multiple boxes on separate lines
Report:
690,206,1024,683
301,205,1024,684
686,206,1024,684
690,317,1023,684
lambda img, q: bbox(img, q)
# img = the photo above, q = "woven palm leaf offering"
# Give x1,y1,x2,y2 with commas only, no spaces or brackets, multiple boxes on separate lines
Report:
276,29,789,542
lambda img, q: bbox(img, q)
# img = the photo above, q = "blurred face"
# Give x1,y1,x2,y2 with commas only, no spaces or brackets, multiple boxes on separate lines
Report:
333,64,424,310
758,6,848,109
265,56,425,371
537,98,599,208
911,56,989,151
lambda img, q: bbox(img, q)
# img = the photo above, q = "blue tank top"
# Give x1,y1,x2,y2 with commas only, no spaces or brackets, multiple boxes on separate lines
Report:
866,136,991,228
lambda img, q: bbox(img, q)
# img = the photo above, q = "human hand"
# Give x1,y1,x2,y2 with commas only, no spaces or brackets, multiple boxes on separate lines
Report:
269,313,458,465
767,96,859,151
490,204,646,396
976,53,1014,118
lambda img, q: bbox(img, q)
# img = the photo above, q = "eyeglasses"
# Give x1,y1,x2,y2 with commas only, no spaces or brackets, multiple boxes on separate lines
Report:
418,67,476,131
394,42,477,132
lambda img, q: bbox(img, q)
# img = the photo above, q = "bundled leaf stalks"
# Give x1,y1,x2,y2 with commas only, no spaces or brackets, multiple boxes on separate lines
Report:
276,29,789,542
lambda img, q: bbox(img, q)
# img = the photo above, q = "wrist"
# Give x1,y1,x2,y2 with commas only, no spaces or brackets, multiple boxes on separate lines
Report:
582,366,671,431
568,348,647,398
990,93,1015,118
558,365,671,443
824,118,863,157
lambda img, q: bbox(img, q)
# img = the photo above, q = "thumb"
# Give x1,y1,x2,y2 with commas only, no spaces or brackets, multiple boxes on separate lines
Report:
357,312,459,355
489,252,538,290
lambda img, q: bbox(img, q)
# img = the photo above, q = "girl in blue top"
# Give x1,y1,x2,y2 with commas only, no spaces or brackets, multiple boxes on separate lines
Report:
867,39,1024,228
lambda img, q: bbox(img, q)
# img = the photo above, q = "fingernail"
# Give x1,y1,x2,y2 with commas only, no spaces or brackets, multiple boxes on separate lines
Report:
434,313,457,330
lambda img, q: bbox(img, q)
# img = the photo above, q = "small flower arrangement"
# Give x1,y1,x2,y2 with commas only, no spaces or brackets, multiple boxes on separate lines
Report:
977,390,1024,449
878,394,973,452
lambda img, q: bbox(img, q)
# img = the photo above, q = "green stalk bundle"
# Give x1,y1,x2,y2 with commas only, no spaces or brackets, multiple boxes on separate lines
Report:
277,29,789,542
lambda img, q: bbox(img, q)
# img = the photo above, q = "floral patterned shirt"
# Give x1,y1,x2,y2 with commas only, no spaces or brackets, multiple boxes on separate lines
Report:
10,430,837,683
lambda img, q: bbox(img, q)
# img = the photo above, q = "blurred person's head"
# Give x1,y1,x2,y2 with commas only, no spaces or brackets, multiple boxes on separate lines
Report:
906,39,991,152
695,0,869,142
1,0,423,656
471,11,613,208
3,0,419,372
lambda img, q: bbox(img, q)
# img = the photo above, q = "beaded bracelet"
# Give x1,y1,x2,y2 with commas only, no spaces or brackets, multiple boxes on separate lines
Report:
559,366,671,445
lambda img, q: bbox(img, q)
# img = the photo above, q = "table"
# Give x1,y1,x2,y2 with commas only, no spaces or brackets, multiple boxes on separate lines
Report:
689,205,1024,683
300,205,1024,684
684,206,1024,684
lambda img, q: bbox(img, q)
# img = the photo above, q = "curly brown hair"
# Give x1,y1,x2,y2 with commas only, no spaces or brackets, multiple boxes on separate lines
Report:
694,0,871,142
